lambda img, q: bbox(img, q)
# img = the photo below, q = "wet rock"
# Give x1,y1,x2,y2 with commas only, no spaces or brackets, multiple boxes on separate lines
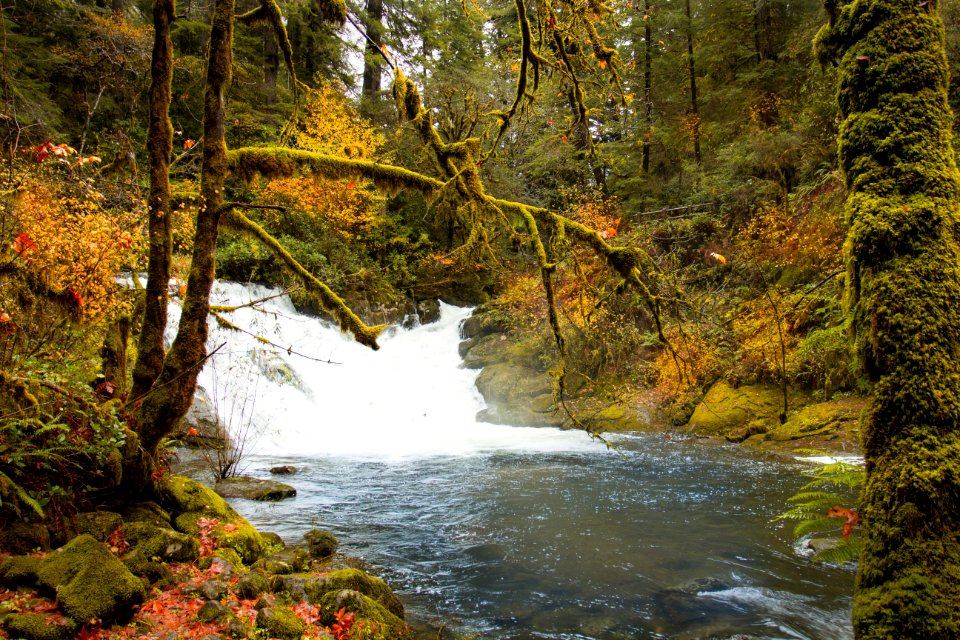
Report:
724,420,769,443
270,465,298,475
666,576,732,595
474,363,564,427
460,309,506,339
461,334,511,369
182,386,227,448
687,382,783,435
304,529,338,558
214,476,297,501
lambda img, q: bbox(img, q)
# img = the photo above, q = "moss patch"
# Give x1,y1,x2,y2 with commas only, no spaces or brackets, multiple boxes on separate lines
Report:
686,382,783,435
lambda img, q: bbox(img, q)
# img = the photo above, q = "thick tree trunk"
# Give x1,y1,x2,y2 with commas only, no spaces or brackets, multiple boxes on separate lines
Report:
262,25,278,105
818,1,960,636
134,0,234,463
130,0,175,404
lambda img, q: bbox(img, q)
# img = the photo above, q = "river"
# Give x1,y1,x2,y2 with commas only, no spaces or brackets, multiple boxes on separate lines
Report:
173,282,855,639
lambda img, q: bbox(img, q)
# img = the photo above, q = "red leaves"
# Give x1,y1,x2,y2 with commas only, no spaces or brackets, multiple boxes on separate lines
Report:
12,232,37,256
826,505,860,540
332,607,356,640
68,289,85,307
197,517,221,557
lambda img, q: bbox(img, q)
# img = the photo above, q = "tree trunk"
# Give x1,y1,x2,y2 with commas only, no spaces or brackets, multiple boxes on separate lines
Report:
819,1,960,636
130,0,175,403
262,25,278,105
642,0,652,174
683,0,701,167
134,0,234,464
361,0,384,115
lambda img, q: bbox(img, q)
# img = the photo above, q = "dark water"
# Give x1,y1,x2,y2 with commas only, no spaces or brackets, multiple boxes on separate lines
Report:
221,435,854,640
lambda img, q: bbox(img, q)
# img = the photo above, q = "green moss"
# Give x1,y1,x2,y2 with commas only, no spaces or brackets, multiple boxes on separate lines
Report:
159,475,267,564
686,382,782,435
0,555,40,587
123,521,200,562
820,1,960,636
317,589,405,639
2,612,77,640
36,535,145,624
305,568,403,618
255,605,305,639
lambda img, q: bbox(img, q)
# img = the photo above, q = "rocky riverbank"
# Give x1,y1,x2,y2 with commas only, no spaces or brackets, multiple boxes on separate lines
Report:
0,474,408,640
460,307,864,457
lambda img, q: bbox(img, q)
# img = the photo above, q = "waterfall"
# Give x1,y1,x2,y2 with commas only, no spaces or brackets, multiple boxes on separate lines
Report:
167,281,598,459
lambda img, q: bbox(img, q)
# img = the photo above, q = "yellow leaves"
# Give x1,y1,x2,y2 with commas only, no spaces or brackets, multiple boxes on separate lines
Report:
10,178,144,322
295,83,384,159
598,60,608,69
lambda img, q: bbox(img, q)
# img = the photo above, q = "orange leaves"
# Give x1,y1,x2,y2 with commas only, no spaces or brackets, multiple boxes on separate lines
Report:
11,232,37,256
707,251,728,266
826,505,860,540
511,62,521,72
331,607,356,640
33,141,76,163
183,139,195,150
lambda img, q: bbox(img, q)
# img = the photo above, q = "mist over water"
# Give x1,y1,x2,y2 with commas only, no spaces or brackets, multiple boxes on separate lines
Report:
174,282,854,639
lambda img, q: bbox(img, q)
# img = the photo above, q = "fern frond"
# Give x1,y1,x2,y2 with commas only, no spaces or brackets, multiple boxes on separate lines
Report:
811,537,860,564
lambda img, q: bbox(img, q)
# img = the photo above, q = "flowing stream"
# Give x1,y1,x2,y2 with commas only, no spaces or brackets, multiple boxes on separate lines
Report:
173,282,854,639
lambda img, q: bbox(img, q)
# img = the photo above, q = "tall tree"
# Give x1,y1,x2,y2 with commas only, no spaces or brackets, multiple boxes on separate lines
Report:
816,1,960,637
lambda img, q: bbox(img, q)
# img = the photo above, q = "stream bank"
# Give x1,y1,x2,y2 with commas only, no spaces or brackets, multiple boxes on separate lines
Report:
459,306,863,457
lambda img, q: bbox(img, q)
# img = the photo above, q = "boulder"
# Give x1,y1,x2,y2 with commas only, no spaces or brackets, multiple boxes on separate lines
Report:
197,600,232,623
303,529,338,559
0,555,40,587
159,475,268,564
236,571,271,600
36,534,145,624
686,382,783,436
181,386,226,448
1,612,76,640
316,589,405,639
121,501,173,528
255,606,305,640
460,309,506,340
474,363,563,427
123,521,200,562
67,511,122,542
304,568,404,619
460,334,511,369
214,476,297,501
0,521,51,553
270,465,298,475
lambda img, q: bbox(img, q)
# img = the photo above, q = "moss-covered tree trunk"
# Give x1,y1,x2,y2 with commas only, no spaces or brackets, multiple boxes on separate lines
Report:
817,1,960,636
130,0,175,403
134,0,234,462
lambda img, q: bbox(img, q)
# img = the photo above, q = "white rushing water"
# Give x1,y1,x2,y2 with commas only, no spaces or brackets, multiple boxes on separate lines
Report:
167,281,600,459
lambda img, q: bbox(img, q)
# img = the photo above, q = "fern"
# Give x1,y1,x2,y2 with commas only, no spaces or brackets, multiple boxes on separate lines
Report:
777,458,864,563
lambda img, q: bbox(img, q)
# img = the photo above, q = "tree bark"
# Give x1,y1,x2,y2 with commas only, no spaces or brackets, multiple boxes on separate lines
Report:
130,0,175,403
361,0,384,114
134,0,234,461
683,0,701,167
818,1,960,636
263,25,278,105
642,0,652,174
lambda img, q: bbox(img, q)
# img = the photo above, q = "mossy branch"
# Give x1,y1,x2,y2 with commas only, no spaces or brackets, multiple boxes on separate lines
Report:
220,208,384,350
227,146,444,197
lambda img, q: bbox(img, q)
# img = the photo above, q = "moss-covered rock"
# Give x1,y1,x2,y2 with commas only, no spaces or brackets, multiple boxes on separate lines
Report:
121,501,173,528
36,534,145,624
475,363,563,427
724,420,769,443
0,522,51,554
686,382,783,435
214,476,297,501
0,555,40,587
159,475,267,564
1,612,77,640
123,521,200,562
461,334,510,369
304,530,337,559
68,511,122,542
317,589,405,639
255,606,305,639
305,568,403,619
236,571,271,600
